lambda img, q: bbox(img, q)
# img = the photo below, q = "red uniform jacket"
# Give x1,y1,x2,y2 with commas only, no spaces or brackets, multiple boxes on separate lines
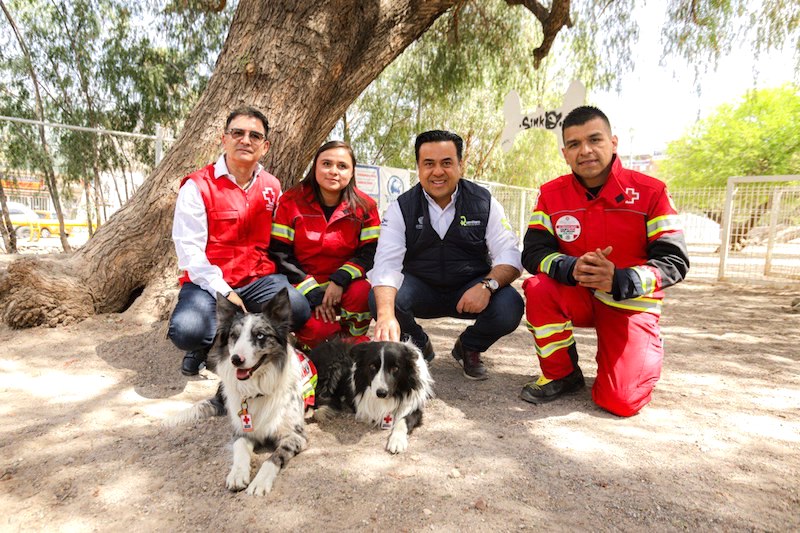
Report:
522,156,689,314
269,183,380,304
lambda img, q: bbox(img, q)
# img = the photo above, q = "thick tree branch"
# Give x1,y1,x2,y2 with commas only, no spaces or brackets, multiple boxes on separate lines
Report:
505,0,573,68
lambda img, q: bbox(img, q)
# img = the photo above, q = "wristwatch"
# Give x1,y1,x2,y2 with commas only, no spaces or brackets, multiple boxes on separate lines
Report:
481,278,499,294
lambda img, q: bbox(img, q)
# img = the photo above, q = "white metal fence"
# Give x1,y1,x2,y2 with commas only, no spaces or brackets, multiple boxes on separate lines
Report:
718,176,800,283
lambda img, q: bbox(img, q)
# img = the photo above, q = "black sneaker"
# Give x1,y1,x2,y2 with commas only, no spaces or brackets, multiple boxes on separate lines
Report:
519,368,585,404
422,339,436,363
181,350,207,376
451,338,487,381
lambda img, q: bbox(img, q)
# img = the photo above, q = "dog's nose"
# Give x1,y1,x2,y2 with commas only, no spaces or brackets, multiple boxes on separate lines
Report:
376,388,388,398
231,354,244,367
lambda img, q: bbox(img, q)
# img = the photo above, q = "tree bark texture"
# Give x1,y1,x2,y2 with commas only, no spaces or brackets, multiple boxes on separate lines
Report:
0,0,459,327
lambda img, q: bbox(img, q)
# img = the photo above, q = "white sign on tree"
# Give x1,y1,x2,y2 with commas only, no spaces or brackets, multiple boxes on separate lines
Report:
500,80,586,152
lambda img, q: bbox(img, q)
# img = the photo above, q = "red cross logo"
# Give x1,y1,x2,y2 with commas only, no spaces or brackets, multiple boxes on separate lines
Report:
383,414,392,424
262,187,276,208
625,187,640,204
243,415,251,425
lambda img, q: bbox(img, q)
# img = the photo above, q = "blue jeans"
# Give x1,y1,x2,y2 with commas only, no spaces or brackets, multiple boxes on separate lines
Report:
168,274,311,353
369,273,524,353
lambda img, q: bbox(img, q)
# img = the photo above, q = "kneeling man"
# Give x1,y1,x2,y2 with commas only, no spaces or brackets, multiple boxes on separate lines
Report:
520,106,689,416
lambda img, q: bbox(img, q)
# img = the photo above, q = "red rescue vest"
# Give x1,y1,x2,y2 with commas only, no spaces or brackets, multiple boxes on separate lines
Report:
178,164,281,289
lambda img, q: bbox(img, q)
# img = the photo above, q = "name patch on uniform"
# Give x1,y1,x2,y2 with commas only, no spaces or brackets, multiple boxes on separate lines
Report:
555,215,581,242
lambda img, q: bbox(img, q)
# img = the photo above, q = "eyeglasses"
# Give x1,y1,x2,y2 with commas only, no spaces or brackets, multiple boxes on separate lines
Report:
226,128,267,145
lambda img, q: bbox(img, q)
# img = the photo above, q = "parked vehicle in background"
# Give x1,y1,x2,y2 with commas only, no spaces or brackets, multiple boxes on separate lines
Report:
6,201,39,239
4,202,95,240
34,210,97,238
35,210,69,237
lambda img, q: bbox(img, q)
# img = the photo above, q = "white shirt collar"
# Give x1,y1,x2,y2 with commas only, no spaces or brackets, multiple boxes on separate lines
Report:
421,182,460,211
213,154,263,189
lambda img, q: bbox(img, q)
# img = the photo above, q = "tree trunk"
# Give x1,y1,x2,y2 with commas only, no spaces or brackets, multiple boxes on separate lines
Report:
83,179,95,238
0,0,459,327
0,181,18,254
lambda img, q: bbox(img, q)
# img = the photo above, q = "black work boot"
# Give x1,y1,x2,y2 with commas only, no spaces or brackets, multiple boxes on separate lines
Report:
181,349,208,376
451,338,488,381
519,367,585,404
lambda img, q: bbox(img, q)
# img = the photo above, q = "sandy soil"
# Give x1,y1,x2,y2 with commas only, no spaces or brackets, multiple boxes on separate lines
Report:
1,272,799,532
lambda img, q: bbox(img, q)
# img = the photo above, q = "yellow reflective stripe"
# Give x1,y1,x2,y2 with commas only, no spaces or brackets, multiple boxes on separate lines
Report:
360,226,380,241
302,374,317,399
528,211,553,234
646,215,682,238
539,252,564,275
501,217,512,231
271,223,295,241
345,323,370,336
340,263,362,279
530,320,573,340
536,336,575,359
593,290,662,315
295,277,319,295
341,309,372,322
632,266,657,295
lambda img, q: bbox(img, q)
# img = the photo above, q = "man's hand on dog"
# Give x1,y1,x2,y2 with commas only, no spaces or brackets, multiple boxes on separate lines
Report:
227,291,247,313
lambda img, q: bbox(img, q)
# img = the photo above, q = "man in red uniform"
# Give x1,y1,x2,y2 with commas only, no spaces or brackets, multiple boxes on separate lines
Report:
168,107,310,376
520,106,689,416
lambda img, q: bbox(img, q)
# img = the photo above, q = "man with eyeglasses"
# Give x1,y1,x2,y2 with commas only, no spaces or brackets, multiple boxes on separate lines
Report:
168,106,311,376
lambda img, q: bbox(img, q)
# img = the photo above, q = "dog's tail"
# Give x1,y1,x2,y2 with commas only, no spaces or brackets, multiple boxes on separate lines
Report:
162,383,227,428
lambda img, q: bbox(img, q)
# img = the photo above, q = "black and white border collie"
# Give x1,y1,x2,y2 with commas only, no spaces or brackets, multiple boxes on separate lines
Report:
310,339,434,454
164,288,307,496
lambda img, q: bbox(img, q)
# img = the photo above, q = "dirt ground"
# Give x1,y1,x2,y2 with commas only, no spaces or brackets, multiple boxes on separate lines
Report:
1,267,799,532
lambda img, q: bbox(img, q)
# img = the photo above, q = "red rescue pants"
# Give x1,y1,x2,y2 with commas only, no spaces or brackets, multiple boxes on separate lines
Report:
295,278,372,349
523,274,664,417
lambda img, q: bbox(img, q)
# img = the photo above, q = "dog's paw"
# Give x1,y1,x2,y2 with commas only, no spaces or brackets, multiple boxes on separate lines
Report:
312,405,337,423
245,478,274,496
245,463,279,496
386,431,409,454
226,466,251,492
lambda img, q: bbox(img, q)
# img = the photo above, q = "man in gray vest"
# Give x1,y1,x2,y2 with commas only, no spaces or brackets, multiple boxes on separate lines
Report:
369,130,524,380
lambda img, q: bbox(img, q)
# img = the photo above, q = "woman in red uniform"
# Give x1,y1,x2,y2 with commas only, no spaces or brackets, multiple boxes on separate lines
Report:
270,140,380,349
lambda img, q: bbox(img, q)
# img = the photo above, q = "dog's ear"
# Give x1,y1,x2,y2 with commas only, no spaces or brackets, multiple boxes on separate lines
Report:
262,287,291,326
216,291,241,328
402,340,423,362
348,341,373,363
